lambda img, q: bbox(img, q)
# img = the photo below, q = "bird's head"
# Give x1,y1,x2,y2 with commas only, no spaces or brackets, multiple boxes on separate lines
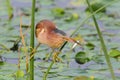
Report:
35,20,56,37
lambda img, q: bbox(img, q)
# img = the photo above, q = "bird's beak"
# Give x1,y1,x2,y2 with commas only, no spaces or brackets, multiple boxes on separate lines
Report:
40,28,45,34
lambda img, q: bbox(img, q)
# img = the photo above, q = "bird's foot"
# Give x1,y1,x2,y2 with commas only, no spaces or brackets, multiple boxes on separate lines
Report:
52,52,62,62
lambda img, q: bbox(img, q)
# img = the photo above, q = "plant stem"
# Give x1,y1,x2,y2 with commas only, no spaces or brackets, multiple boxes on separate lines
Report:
43,41,67,80
86,0,116,80
20,16,29,72
6,0,13,20
43,62,54,80
30,0,36,80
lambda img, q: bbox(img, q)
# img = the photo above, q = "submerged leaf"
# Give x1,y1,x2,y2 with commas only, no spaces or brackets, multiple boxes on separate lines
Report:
74,75,102,80
74,76,89,80
51,7,65,18
64,13,79,22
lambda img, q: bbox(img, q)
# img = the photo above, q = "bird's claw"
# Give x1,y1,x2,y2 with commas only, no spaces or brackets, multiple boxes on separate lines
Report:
53,52,62,62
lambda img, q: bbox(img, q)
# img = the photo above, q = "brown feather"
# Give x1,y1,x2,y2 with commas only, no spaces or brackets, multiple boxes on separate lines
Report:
62,36,81,45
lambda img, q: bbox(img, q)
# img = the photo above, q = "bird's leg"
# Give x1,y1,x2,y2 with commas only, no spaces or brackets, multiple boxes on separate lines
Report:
52,51,62,62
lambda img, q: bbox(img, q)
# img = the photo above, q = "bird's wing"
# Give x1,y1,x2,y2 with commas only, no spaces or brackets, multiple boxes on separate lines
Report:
54,28,66,36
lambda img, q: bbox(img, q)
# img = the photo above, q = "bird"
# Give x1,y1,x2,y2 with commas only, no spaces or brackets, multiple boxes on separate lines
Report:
35,19,80,62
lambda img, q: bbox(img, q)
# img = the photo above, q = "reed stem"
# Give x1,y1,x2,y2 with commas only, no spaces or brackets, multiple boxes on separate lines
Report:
30,0,36,80
86,0,116,80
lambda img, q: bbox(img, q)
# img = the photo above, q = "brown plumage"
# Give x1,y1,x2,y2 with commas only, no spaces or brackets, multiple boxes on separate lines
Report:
35,20,80,61
35,20,80,49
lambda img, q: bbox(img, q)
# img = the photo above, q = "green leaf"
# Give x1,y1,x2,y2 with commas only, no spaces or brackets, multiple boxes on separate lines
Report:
0,61,5,65
75,51,90,64
86,42,95,50
86,2,106,13
109,49,120,58
51,7,65,18
16,70,24,78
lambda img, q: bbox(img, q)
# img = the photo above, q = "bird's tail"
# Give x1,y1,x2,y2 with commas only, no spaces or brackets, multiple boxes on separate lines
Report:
62,36,81,45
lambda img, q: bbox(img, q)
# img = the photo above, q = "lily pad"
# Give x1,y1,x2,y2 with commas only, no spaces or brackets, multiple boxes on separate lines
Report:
109,49,120,58
75,51,90,64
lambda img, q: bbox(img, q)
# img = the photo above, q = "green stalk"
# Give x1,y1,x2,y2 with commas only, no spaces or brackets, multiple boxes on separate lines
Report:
30,0,36,80
43,41,67,80
86,0,116,80
6,0,13,20
43,62,54,80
